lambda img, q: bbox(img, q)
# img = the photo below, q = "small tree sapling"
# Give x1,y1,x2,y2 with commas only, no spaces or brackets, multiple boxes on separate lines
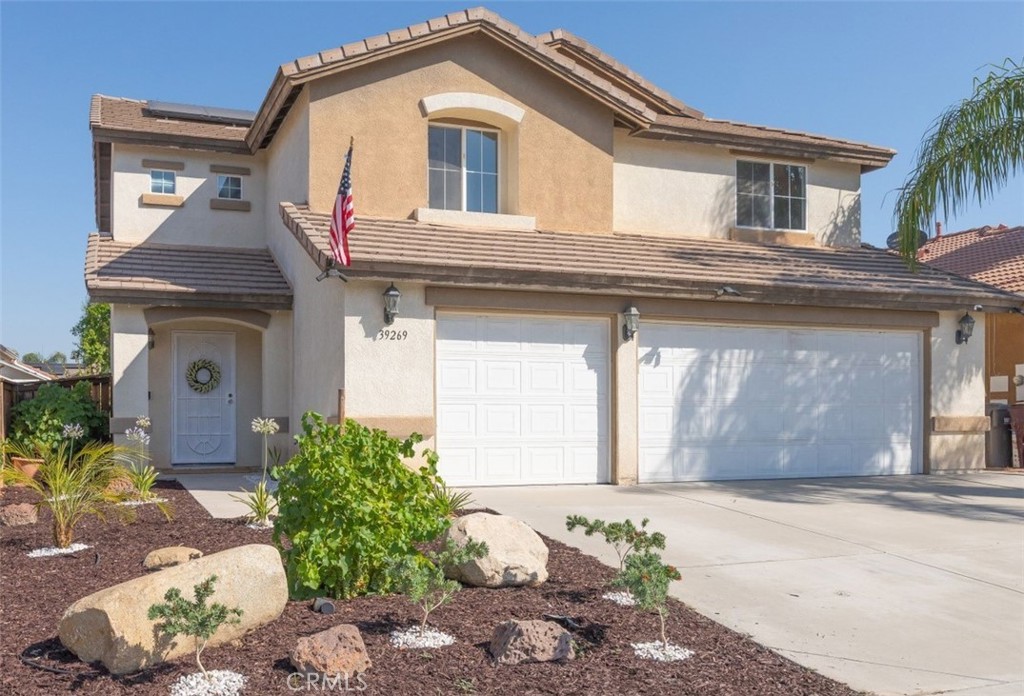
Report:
614,551,682,649
147,575,243,679
565,515,666,571
388,538,488,632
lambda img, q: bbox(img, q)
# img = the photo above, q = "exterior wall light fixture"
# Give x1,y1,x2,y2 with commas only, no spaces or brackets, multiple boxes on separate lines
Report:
955,312,975,345
148,328,156,350
383,284,401,325
623,305,640,342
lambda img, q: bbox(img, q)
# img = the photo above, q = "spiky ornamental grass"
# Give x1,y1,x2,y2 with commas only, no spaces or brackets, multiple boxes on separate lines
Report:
895,58,1024,265
148,575,243,680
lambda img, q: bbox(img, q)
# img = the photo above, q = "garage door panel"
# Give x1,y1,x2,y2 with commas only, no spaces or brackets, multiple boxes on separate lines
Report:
639,322,921,482
437,314,609,486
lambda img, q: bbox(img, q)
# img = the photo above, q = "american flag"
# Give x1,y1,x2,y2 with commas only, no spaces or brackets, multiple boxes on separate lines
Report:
328,143,354,267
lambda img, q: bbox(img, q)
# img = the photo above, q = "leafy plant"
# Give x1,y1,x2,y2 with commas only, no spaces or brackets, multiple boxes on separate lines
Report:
613,551,682,649
387,537,488,631
8,382,107,455
231,479,276,526
431,481,475,518
119,416,172,520
2,440,135,548
148,575,243,679
565,516,666,571
71,302,111,373
273,413,450,599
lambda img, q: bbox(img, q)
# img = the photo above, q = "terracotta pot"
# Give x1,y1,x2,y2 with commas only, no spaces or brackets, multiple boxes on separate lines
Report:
10,456,43,483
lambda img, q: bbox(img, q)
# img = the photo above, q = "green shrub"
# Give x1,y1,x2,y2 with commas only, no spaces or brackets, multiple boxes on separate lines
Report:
9,382,108,454
273,413,450,599
148,575,242,679
613,551,682,648
387,537,489,631
565,515,666,571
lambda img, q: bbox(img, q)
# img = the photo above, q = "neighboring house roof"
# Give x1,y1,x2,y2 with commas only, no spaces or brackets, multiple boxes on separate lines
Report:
88,7,894,170
280,203,1023,312
84,233,293,309
917,225,1024,296
0,355,54,383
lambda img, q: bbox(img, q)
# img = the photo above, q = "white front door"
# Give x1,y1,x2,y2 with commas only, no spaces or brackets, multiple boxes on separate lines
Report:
435,313,610,486
638,322,922,482
172,331,236,465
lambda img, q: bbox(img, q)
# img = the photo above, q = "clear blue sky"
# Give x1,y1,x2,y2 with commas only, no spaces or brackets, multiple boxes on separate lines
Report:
2,2,1022,356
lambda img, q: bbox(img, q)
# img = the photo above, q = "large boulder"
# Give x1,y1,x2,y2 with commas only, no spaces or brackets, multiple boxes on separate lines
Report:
58,544,286,675
489,620,574,665
444,513,548,588
290,624,371,676
143,546,203,570
0,503,38,526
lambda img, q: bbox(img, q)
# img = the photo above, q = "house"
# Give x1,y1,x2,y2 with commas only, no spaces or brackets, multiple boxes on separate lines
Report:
84,8,1024,484
917,224,1024,406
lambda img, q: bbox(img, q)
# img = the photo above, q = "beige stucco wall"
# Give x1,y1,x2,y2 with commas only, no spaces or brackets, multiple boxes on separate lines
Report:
306,33,614,233
929,311,987,471
110,144,265,247
147,319,263,470
613,132,863,247
110,305,149,450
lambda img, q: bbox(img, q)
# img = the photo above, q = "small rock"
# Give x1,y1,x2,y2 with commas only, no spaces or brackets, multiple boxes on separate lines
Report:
489,620,574,665
290,624,371,676
444,513,549,588
0,503,38,527
106,478,135,495
143,546,203,570
312,597,336,614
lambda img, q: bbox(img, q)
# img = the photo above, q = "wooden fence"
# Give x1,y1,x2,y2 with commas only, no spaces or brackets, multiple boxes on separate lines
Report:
0,375,112,440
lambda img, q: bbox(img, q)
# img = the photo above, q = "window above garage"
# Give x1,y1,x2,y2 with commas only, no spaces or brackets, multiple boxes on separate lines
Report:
736,160,807,231
428,124,499,214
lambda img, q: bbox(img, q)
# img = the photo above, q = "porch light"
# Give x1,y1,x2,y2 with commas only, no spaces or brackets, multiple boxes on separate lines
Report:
955,312,975,345
383,284,401,325
622,305,640,342
148,328,156,350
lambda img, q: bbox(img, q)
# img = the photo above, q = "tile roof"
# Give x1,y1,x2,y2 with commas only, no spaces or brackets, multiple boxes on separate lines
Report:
90,8,894,169
85,233,292,309
90,95,250,153
917,225,1024,295
280,204,1022,312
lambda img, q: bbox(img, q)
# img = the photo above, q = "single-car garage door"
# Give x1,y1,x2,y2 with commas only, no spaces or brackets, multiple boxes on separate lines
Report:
436,313,609,486
639,322,921,482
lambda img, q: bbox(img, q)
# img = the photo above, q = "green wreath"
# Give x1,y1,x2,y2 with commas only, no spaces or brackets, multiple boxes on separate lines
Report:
185,359,222,394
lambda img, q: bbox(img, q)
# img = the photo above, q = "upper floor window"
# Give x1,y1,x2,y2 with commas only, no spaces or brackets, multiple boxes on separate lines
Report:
217,175,242,200
428,125,498,213
150,170,176,195
736,161,806,230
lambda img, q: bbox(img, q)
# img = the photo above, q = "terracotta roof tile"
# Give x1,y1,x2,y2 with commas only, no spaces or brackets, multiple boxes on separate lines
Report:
85,233,292,309
279,204,1021,312
917,225,1024,295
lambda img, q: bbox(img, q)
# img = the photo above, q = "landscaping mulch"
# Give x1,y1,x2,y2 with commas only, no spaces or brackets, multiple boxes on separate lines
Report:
0,481,863,695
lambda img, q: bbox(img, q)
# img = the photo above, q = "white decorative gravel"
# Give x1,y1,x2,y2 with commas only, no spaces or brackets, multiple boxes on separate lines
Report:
631,641,694,662
389,626,456,649
169,670,246,696
27,543,92,558
603,591,636,606
245,521,274,530
119,497,169,507
243,475,278,492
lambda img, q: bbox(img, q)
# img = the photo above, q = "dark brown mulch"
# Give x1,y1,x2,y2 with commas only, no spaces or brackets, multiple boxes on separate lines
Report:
0,482,862,696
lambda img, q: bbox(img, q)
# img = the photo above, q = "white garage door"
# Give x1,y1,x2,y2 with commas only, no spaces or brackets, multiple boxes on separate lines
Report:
639,323,922,482
436,313,609,486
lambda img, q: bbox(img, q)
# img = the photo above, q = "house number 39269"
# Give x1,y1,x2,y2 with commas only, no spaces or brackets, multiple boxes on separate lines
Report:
377,329,408,341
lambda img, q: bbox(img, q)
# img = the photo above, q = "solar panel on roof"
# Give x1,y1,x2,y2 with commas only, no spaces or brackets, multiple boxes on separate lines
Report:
145,100,256,126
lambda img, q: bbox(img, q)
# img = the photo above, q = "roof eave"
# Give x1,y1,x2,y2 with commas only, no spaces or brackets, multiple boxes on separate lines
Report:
85,286,293,311
91,127,252,155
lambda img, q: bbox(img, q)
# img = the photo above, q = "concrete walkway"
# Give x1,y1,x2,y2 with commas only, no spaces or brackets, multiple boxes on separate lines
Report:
470,474,1024,696
177,471,1024,695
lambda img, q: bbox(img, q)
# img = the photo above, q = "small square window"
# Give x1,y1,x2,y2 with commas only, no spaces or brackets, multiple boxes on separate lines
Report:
150,170,176,195
217,175,242,200
736,161,806,230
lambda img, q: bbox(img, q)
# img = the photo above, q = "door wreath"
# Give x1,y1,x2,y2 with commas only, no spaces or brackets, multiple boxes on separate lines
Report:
185,358,221,394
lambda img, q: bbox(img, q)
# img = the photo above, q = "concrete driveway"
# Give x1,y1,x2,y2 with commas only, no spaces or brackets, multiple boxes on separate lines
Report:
470,473,1024,696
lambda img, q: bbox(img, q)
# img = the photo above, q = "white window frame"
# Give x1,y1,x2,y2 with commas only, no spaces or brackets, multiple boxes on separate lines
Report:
150,169,176,195
735,160,808,231
216,174,243,200
427,124,501,214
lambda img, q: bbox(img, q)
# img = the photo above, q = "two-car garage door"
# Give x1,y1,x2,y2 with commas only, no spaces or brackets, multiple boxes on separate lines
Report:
435,313,922,486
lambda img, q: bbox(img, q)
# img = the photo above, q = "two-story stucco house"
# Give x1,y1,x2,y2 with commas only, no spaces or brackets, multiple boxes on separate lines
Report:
85,8,1024,485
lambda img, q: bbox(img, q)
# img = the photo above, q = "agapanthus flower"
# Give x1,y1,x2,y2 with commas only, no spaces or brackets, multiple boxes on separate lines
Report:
251,417,280,435
135,415,151,430
62,423,85,440
125,427,151,446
